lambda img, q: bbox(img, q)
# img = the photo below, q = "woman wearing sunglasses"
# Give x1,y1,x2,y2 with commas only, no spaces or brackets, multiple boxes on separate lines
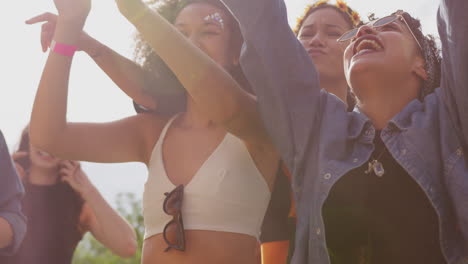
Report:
205,0,465,263
30,0,277,264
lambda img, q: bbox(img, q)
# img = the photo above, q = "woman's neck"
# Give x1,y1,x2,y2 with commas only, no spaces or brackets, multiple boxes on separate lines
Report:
321,78,349,104
28,166,59,186
180,97,218,130
354,77,420,130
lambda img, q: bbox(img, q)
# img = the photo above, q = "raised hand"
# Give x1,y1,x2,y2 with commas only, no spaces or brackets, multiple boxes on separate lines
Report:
26,13,57,52
114,0,148,23
60,160,95,198
26,12,98,53
53,0,91,24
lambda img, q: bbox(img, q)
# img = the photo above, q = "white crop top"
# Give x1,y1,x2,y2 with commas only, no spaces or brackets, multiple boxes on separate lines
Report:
143,115,271,240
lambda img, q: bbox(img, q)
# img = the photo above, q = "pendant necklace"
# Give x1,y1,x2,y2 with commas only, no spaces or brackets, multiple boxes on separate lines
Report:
364,148,387,177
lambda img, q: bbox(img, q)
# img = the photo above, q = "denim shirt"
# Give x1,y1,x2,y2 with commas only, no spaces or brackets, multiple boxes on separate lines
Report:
220,0,468,263
0,131,26,255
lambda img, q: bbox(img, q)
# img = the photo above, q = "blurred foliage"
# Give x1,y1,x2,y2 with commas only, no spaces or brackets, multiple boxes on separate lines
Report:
72,193,144,264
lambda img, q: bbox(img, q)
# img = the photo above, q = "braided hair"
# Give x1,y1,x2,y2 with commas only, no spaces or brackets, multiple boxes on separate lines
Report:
394,11,441,99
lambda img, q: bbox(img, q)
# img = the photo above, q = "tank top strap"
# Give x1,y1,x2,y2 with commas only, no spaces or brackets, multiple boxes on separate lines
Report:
148,114,180,167
159,114,180,142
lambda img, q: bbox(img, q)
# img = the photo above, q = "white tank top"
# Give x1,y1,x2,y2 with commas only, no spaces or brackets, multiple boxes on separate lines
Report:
143,115,271,240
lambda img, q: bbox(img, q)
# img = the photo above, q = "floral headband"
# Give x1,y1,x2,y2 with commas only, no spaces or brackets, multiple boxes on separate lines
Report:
294,0,362,34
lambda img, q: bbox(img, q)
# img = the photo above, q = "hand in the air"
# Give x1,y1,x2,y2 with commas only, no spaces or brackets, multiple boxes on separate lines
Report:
114,0,148,23
53,0,91,24
26,12,95,52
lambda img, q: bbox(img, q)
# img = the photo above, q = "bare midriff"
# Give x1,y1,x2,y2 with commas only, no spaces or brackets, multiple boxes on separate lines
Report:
142,230,260,264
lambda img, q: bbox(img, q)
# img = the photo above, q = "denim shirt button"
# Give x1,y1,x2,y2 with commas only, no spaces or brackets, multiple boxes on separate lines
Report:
324,173,332,180
456,148,464,156
316,228,321,235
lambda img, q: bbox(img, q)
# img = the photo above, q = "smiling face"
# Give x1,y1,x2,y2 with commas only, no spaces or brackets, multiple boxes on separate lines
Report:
343,15,426,99
29,144,61,170
174,2,239,69
297,8,352,82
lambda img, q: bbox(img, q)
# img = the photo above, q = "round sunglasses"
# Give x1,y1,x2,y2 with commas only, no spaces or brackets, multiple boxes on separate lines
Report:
162,184,186,252
337,13,422,52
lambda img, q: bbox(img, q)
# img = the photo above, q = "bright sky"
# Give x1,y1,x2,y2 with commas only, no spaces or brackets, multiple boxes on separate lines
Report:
1,0,439,205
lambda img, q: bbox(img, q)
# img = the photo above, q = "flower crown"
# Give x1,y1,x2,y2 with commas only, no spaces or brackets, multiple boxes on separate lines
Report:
294,0,362,34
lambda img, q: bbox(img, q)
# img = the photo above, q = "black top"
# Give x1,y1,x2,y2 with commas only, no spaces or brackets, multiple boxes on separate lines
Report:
323,135,446,264
260,166,292,243
0,182,84,264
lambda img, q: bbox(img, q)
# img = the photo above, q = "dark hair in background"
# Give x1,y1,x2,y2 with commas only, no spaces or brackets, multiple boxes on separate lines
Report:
133,0,250,115
16,125,32,174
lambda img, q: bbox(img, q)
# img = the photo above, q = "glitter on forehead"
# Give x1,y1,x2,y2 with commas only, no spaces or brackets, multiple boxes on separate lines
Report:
204,12,224,29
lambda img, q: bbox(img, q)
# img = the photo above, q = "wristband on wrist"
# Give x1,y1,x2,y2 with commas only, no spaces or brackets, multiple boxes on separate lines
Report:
50,40,78,57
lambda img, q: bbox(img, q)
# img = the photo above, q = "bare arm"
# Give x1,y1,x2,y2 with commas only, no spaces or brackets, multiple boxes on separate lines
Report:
219,0,322,174
115,1,273,148
29,6,161,164
59,161,137,258
0,218,13,250
27,12,158,110
85,37,159,110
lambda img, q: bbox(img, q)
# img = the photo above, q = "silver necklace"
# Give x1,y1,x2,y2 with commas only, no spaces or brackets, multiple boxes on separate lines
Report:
364,149,386,177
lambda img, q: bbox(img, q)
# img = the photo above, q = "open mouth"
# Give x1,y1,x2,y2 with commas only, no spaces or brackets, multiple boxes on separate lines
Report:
353,35,384,57
38,150,54,158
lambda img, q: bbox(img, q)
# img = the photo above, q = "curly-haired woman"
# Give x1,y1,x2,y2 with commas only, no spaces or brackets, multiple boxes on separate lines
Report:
30,0,278,263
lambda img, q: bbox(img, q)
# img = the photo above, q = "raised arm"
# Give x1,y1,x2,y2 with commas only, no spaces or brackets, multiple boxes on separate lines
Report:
438,0,468,149
0,131,26,255
29,0,162,165
59,161,137,258
218,0,322,172
26,12,185,114
114,0,275,150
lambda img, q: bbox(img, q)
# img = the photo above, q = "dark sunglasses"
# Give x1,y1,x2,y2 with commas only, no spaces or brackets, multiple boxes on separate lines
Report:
163,184,185,252
337,13,422,52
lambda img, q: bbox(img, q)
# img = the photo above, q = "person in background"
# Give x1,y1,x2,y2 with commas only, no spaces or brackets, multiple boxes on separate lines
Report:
260,2,363,263
0,130,26,256
0,126,137,264
199,0,465,262
29,0,278,263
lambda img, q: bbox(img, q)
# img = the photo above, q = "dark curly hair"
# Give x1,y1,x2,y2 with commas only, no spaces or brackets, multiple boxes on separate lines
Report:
134,0,250,100
368,11,442,99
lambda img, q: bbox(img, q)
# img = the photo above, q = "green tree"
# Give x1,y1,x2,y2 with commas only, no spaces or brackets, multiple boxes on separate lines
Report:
72,193,144,264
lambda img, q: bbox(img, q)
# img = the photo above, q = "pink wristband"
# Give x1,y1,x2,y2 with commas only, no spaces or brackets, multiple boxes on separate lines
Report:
50,40,78,57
